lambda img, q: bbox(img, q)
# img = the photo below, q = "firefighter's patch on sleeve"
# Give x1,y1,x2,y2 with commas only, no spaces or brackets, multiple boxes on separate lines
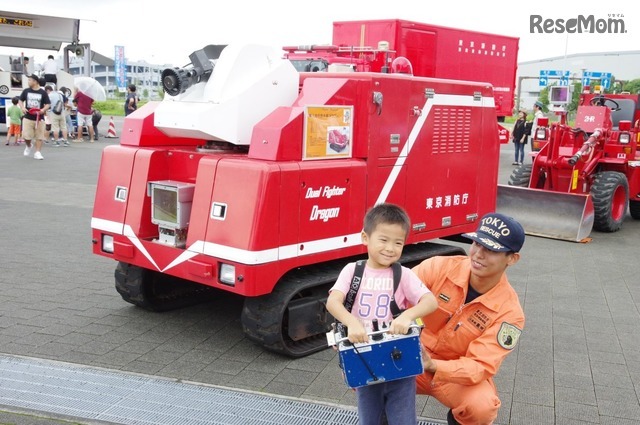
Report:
497,322,522,350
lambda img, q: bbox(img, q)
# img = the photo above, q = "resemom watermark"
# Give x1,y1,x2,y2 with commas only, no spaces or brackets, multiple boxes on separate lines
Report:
530,14,627,33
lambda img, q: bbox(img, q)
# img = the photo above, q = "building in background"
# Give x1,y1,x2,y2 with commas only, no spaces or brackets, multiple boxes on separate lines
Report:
516,50,640,112
62,50,169,100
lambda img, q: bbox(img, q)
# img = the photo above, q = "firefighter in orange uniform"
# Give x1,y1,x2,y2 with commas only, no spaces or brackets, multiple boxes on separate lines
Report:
412,213,525,425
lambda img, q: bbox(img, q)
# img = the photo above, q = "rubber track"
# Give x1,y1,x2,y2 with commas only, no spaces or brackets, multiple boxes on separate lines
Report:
115,262,215,312
241,242,466,357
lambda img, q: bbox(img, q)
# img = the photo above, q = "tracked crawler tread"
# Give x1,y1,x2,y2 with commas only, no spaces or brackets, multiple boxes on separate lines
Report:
241,242,466,357
115,262,215,312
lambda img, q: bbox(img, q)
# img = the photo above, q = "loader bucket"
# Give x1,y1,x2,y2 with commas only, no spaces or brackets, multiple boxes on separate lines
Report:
496,185,594,243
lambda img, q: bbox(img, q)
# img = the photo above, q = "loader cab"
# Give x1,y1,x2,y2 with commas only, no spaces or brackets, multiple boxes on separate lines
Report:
610,99,637,130
581,93,640,130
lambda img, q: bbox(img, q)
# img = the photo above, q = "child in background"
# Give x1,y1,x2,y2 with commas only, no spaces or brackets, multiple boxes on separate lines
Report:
5,97,23,146
327,203,438,425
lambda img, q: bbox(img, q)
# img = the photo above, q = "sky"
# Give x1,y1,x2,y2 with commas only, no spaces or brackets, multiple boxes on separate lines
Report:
1,0,637,68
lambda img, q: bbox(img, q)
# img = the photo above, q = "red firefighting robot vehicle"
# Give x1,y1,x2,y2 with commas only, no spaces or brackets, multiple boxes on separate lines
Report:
91,43,501,357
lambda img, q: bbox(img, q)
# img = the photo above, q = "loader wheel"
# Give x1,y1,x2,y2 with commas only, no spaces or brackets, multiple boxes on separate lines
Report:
115,262,215,312
591,171,629,232
508,163,532,187
630,200,640,220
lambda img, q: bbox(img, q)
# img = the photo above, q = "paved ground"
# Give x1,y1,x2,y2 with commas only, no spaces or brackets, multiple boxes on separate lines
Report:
1,117,639,424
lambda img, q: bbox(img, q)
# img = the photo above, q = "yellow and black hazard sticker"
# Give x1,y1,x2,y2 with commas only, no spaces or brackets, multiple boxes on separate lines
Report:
497,322,522,350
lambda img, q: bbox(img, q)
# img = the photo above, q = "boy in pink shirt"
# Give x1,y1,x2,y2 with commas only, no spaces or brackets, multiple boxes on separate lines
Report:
327,203,438,425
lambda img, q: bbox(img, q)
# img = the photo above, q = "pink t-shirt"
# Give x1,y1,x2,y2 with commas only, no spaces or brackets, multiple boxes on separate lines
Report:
330,262,431,331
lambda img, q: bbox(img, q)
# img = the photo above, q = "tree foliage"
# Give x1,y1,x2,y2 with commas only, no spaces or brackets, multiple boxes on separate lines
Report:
622,79,640,94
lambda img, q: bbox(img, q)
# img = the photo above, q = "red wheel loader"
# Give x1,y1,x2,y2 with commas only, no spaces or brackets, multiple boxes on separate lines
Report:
91,43,503,357
498,92,640,242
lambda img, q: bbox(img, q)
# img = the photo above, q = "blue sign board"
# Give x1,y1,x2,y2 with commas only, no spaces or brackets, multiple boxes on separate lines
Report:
582,71,611,88
539,70,570,87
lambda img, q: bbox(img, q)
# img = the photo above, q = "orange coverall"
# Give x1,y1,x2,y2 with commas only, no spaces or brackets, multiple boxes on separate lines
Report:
412,256,525,425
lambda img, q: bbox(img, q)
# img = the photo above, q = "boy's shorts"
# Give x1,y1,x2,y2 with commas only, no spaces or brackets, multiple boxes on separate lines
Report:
21,118,46,141
8,123,21,136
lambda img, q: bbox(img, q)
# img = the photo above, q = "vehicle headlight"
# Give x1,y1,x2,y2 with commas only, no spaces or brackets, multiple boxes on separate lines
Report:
219,263,236,285
535,128,546,140
619,133,630,144
102,234,114,253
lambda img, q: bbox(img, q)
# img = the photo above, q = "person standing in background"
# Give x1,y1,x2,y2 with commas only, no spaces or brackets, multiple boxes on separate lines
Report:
511,110,528,165
5,97,23,146
124,84,137,116
22,56,30,77
19,74,50,160
42,55,59,85
529,101,545,149
72,88,95,142
45,85,69,147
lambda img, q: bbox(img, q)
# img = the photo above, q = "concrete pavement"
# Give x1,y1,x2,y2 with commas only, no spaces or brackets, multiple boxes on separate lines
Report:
1,121,639,424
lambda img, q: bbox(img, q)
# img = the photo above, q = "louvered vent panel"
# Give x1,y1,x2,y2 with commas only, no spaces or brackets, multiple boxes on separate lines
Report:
431,107,472,154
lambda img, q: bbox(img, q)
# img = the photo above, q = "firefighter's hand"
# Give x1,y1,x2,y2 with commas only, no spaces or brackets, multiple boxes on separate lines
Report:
389,313,412,335
421,345,437,373
346,322,368,344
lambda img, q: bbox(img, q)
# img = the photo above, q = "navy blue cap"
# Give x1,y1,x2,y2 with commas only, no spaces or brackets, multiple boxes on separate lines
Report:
462,213,525,252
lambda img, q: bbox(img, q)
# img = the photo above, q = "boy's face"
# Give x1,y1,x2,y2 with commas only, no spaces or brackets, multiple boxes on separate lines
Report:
361,223,406,269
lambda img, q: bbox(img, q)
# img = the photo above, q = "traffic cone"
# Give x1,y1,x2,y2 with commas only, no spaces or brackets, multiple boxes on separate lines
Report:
106,116,117,138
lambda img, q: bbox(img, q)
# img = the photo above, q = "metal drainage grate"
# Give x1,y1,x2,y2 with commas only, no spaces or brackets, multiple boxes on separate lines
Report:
0,355,444,425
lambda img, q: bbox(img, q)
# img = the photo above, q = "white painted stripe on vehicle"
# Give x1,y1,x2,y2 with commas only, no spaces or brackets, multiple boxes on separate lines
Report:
91,217,123,234
123,224,161,271
93,217,362,266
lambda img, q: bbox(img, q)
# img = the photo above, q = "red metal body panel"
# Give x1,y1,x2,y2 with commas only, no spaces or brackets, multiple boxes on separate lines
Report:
331,19,519,117
92,72,499,297
575,106,612,133
121,102,200,147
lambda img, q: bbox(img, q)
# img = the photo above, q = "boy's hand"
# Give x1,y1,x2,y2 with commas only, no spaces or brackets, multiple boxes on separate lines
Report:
346,322,368,344
389,313,412,335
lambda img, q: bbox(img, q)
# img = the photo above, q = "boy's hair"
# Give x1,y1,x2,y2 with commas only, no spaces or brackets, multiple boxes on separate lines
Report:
363,203,411,237
11,96,19,105
128,84,136,92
